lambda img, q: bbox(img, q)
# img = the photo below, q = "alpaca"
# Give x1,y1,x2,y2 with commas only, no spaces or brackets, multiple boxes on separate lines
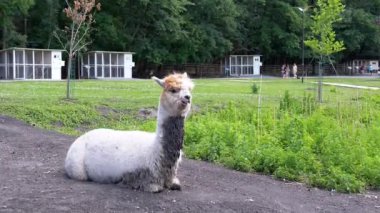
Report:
64,73,194,192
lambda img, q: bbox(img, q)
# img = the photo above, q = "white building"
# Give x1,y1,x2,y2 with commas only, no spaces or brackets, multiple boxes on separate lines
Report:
81,51,135,79
224,55,262,77
0,47,64,80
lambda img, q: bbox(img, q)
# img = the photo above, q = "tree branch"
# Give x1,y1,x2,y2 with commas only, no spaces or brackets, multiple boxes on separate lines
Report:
72,23,91,53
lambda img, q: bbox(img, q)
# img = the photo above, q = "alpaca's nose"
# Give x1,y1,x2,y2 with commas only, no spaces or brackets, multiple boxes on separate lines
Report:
184,95,191,100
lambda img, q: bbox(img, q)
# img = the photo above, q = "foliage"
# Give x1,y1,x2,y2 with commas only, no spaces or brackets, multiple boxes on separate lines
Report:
337,4,380,59
236,0,308,62
304,0,345,102
3,0,380,68
180,0,239,63
55,0,101,55
185,92,380,193
28,0,62,48
0,0,35,48
251,83,259,94
304,0,345,57
97,0,191,66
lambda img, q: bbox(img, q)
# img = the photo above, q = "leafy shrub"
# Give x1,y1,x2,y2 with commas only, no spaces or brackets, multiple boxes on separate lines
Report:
251,83,259,94
185,92,380,193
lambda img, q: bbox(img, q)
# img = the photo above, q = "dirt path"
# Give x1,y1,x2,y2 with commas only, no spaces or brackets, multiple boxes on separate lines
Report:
0,115,379,213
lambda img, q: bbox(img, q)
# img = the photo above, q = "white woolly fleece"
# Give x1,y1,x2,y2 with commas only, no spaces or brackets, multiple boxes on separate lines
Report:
64,129,160,183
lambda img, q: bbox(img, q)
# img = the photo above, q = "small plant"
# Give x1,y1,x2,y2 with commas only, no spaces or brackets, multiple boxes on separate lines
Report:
251,83,259,94
280,90,292,110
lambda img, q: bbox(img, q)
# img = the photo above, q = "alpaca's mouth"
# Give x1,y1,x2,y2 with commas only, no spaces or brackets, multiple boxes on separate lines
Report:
180,99,190,106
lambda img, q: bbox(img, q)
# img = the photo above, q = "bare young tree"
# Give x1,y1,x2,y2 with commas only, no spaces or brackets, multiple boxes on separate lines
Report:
54,0,100,99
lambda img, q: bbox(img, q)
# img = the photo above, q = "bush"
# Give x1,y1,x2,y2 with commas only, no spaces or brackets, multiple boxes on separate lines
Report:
251,83,259,94
184,92,380,193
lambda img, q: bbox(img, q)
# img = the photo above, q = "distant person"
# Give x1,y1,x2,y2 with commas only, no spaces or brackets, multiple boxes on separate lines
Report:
292,63,298,78
359,65,364,74
368,64,373,75
285,64,290,78
281,64,286,78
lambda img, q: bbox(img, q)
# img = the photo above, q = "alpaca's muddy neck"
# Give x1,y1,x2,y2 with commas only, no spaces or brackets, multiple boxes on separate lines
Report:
161,116,185,150
159,116,185,167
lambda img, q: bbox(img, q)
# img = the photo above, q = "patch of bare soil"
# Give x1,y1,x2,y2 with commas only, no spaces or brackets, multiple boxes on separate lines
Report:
0,115,379,213
138,108,158,120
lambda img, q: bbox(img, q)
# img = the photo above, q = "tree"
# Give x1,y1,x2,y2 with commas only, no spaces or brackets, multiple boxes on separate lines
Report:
93,0,240,76
0,0,35,49
54,0,100,99
125,0,190,65
90,0,128,51
233,0,311,63
336,1,380,60
94,0,191,77
304,0,345,102
305,0,345,56
15,0,380,77
28,0,62,48
180,0,239,63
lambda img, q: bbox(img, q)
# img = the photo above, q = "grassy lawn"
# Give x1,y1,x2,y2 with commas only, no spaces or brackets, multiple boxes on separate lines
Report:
0,76,379,192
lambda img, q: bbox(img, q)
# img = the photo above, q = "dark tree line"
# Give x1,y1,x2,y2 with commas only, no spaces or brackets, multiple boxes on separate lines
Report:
1,0,380,75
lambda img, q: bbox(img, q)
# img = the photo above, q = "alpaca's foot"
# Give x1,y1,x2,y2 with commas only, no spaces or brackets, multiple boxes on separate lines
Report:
167,177,181,190
144,184,164,193
170,182,181,190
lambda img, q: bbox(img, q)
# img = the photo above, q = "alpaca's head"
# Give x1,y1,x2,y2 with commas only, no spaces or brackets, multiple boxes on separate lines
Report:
152,73,194,117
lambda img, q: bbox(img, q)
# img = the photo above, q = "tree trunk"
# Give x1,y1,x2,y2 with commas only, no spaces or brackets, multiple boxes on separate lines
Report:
2,24,6,49
66,55,72,99
317,56,322,103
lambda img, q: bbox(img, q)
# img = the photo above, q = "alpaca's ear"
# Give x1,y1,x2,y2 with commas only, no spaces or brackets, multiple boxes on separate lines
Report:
183,72,188,78
152,76,165,88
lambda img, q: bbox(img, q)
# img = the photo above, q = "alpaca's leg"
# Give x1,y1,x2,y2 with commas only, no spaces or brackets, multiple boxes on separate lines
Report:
143,173,165,192
164,159,182,190
164,175,181,190
123,168,165,193
143,183,164,193
169,176,181,190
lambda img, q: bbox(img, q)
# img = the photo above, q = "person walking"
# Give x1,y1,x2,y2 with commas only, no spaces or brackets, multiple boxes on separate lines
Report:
281,64,286,78
285,64,290,78
368,64,373,75
292,63,298,78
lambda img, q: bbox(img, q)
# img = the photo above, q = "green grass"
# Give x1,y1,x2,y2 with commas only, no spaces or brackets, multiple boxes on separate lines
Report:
0,77,379,192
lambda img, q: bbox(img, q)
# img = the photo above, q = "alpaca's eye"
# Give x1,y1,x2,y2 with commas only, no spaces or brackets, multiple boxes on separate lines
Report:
170,89,178,93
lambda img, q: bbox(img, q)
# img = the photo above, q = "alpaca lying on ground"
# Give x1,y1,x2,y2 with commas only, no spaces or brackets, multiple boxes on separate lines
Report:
64,73,194,192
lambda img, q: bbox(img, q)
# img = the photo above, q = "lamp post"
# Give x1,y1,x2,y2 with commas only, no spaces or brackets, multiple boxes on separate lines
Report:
298,7,306,83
